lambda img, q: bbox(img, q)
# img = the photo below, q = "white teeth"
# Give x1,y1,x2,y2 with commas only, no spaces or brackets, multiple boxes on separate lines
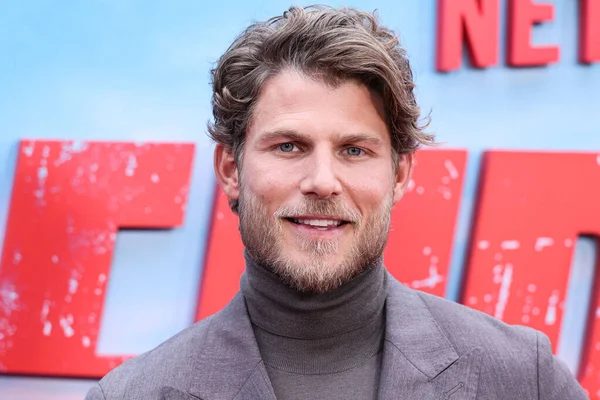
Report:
292,218,342,227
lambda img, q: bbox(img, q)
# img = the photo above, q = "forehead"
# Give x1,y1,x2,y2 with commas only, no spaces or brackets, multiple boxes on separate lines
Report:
247,69,390,143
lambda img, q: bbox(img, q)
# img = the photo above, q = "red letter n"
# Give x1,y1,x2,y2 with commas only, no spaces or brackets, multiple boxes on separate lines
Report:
437,0,501,72
0,140,194,377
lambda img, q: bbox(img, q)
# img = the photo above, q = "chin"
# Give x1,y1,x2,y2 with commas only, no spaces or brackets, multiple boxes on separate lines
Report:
300,252,342,266
288,242,344,260
267,238,374,293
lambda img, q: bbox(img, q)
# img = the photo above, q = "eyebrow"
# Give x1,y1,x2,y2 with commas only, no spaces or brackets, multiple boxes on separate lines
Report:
257,129,307,145
257,129,384,147
336,133,384,147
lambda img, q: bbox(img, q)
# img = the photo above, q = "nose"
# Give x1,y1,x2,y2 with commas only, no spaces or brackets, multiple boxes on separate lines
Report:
299,148,343,199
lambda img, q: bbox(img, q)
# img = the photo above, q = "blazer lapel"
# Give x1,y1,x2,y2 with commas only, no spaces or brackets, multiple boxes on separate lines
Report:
233,363,277,400
159,386,202,399
186,292,277,400
378,274,481,399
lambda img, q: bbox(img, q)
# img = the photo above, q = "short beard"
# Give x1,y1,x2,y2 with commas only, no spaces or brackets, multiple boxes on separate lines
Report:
237,188,393,294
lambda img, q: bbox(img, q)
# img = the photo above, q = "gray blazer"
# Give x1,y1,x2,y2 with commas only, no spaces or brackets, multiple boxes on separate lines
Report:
85,273,588,399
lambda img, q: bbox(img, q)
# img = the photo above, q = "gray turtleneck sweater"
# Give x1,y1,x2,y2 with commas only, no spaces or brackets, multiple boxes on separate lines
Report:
240,255,387,400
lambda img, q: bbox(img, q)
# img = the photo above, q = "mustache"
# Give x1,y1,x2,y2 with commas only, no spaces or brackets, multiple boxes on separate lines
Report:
273,199,361,225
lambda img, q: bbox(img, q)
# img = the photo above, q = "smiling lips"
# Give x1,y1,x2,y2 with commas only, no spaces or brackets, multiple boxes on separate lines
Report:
287,218,348,231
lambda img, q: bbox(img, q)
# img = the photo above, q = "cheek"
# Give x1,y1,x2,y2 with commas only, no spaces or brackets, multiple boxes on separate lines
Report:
354,186,391,212
344,170,395,208
243,162,298,204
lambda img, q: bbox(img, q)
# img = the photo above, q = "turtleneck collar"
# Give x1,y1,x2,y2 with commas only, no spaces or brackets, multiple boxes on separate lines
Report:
240,252,387,340
240,252,387,374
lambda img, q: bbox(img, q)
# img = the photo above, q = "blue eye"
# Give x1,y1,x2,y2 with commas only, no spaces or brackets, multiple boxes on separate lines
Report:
346,147,363,156
279,143,295,152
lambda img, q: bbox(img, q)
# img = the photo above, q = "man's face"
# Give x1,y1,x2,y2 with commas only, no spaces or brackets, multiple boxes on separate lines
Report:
217,69,412,293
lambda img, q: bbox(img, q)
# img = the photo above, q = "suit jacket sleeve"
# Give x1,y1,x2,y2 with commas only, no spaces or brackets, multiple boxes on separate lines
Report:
537,331,588,399
85,383,107,400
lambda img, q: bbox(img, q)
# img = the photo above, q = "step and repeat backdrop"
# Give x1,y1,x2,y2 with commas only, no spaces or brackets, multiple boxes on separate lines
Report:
0,0,599,398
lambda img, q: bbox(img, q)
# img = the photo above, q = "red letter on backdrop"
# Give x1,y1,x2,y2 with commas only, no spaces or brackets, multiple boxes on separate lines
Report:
507,0,560,66
461,151,600,393
436,0,500,71
0,140,194,377
581,250,600,399
196,149,467,319
580,0,600,64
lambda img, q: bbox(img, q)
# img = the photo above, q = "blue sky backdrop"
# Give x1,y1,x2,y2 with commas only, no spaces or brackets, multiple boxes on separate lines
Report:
0,1,598,398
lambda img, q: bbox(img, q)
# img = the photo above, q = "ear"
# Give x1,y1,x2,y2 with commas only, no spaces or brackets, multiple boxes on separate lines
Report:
214,144,240,202
392,152,414,204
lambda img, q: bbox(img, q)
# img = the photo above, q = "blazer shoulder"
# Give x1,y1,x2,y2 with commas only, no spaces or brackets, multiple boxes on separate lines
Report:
414,290,587,398
96,313,216,399
413,290,540,396
415,289,538,357
93,292,266,400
